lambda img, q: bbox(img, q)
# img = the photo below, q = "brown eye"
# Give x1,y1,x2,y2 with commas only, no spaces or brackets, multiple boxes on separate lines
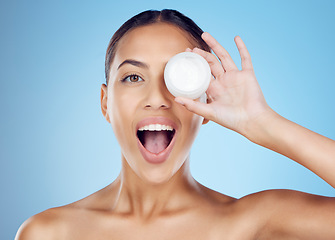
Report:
122,74,144,83
130,75,139,82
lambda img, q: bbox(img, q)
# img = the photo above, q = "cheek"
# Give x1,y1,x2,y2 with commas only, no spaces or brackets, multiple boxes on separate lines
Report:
108,86,138,122
190,110,204,128
175,108,203,154
186,114,203,145
107,89,139,147
180,105,204,133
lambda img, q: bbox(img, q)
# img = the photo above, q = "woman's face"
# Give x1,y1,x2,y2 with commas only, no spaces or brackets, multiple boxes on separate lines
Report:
101,23,206,184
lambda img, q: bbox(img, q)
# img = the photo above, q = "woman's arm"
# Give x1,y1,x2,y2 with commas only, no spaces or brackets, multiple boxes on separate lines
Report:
176,32,335,188
247,108,335,188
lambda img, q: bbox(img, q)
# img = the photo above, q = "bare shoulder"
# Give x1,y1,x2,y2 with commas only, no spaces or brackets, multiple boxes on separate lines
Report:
15,185,115,240
239,188,335,215
15,207,68,240
236,189,335,239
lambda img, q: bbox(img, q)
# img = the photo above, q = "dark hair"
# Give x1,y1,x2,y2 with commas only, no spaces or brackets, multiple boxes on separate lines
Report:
105,9,210,84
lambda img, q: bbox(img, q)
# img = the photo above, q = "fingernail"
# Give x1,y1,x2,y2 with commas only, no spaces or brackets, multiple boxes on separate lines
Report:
202,32,209,39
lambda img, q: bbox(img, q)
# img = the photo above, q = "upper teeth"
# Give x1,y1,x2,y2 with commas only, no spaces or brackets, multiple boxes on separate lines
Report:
138,124,174,131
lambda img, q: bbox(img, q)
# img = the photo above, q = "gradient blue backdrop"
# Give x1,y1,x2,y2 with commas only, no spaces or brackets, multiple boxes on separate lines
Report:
1,0,335,239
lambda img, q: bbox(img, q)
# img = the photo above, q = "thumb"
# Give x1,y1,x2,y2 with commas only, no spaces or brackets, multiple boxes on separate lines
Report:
174,97,213,120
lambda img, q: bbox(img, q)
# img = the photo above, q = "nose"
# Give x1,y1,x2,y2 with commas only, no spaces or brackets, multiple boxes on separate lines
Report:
144,77,172,110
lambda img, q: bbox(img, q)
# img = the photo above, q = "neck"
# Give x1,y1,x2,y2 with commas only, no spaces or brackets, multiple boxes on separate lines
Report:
111,157,201,220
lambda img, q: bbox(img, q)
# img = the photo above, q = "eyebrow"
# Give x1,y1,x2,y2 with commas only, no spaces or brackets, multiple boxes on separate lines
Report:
117,59,149,70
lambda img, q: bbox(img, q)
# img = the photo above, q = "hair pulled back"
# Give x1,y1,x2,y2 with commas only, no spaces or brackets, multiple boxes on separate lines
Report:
105,9,210,83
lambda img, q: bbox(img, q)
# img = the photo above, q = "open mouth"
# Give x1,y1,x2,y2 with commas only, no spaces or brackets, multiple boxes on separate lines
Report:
137,124,176,154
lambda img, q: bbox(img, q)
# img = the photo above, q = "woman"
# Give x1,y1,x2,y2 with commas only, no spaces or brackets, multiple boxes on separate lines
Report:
16,9,335,239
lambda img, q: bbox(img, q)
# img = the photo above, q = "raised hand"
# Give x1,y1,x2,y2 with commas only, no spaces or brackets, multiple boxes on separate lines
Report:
175,32,272,138
175,33,335,190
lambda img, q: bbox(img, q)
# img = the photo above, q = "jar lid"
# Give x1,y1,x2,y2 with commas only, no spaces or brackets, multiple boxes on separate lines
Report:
164,52,211,99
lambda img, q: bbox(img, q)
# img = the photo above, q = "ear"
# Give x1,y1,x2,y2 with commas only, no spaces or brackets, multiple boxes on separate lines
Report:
202,118,209,125
100,84,111,123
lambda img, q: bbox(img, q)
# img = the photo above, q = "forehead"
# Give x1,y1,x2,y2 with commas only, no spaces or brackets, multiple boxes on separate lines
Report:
114,23,196,65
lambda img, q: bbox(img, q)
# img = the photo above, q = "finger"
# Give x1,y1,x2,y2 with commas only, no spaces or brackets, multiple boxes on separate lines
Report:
192,47,225,79
174,97,214,121
234,36,253,70
202,32,238,72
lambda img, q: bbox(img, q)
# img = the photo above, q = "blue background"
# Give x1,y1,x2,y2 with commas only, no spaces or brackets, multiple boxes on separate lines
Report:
1,0,335,239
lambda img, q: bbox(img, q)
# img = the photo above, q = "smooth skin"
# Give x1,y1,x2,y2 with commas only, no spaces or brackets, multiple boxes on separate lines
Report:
16,23,335,240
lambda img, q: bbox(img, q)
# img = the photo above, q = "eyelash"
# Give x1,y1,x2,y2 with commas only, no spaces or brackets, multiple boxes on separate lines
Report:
121,74,144,83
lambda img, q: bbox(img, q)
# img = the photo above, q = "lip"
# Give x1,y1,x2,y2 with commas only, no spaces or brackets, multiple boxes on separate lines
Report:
136,117,178,164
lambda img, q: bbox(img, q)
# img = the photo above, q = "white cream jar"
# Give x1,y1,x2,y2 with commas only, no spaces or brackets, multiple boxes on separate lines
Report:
164,52,211,100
